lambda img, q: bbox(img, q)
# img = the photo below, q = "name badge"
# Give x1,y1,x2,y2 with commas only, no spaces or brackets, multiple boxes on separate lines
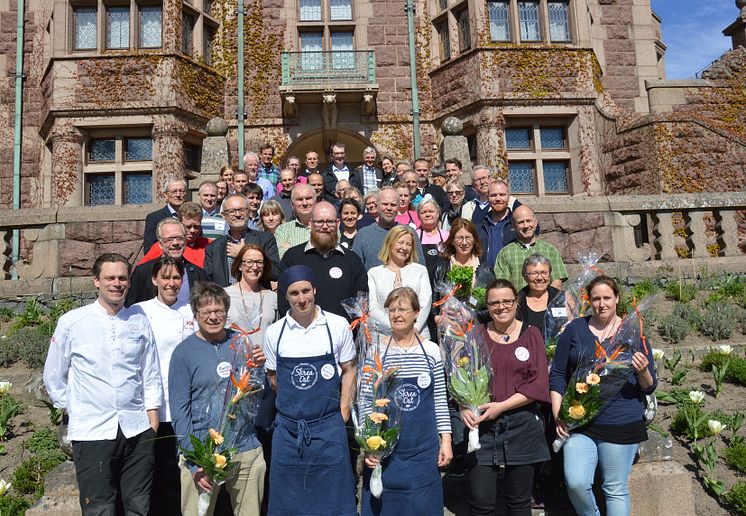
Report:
321,363,335,380
216,361,232,378
551,307,568,318
427,249,438,256
515,346,530,362
329,267,343,279
417,372,431,389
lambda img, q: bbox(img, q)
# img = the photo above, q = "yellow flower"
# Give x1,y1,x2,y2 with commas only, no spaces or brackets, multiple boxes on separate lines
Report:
374,398,391,407
568,404,586,420
214,453,227,470
575,382,589,394
585,373,600,386
366,435,386,451
369,412,389,424
208,429,224,445
458,357,470,368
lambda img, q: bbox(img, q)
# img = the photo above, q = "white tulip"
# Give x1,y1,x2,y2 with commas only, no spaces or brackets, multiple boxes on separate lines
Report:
0,382,12,395
717,345,733,356
708,420,726,435
688,390,705,404
652,348,665,361
0,479,11,497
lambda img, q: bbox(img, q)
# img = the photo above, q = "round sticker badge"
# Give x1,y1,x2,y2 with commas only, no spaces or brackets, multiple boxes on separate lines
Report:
417,372,431,389
515,346,530,362
216,361,232,379
321,363,335,380
329,267,343,279
291,363,318,390
394,383,421,412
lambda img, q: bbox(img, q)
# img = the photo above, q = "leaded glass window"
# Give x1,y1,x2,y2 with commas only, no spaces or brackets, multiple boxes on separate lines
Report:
88,175,115,205
509,163,535,194
182,12,194,55
518,1,540,41
139,6,162,48
300,32,323,69
74,7,97,50
331,31,354,69
505,128,531,149
203,24,214,65
329,0,352,21
543,162,569,193
299,0,321,21
90,139,116,162
488,1,510,42
126,138,152,161
540,127,565,149
437,21,450,61
458,9,471,52
184,143,201,170
549,1,571,42
124,173,152,204
106,6,130,49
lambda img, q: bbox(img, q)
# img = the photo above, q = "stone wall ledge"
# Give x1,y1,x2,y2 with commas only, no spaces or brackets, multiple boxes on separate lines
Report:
645,79,716,89
517,192,746,213
0,205,158,227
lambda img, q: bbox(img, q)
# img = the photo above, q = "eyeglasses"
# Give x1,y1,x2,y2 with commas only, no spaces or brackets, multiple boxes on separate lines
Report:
311,219,338,228
487,299,516,309
223,208,249,216
527,271,550,278
447,191,464,196
386,307,415,315
161,236,185,244
241,259,264,267
197,309,227,318
454,236,474,243
167,189,186,195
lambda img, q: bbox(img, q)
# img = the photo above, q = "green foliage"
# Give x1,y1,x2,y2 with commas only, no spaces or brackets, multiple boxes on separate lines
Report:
0,493,31,516
24,427,60,454
658,314,690,344
700,351,746,386
662,350,688,385
724,441,746,474
656,388,698,407
0,307,14,322
0,338,20,368
7,296,79,338
7,327,50,370
706,275,746,306
0,395,23,441
9,299,45,333
11,449,66,498
699,302,739,341
726,481,746,515
713,358,731,397
672,303,702,328
449,365,490,407
671,405,710,441
664,281,697,303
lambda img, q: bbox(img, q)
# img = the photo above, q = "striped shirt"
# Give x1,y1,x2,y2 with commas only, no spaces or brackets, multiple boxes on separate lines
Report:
274,220,310,258
358,338,451,434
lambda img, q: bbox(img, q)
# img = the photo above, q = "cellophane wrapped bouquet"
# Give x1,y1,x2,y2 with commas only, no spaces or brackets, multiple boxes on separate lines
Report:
444,265,494,310
435,280,493,453
181,322,265,515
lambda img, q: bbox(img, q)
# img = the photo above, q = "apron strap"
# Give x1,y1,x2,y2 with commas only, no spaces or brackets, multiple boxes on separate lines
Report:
321,310,334,355
275,319,288,356
297,419,312,457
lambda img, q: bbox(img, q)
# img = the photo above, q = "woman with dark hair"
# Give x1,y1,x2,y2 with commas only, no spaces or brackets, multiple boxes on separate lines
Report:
380,156,397,186
460,278,550,515
339,198,361,249
219,164,236,193
550,276,657,516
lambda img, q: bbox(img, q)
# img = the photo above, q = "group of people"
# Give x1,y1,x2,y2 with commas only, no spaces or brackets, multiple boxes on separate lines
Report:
42,143,657,516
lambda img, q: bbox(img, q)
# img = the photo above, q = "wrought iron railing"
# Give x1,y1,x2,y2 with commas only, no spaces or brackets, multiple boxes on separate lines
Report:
281,50,376,86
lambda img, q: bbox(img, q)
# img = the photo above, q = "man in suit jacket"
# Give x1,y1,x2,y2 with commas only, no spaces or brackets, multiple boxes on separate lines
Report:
413,158,448,212
143,179,187,254
204,193,280,287
126,217,206,306
354,146,384,194
322,143,363,202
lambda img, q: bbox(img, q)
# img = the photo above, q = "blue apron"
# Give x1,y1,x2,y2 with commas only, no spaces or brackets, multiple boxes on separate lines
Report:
361,335,443,516
268,313,356,516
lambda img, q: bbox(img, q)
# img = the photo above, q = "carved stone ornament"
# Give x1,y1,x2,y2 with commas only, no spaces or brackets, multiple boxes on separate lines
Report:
441,116,464,136
206,117,229,137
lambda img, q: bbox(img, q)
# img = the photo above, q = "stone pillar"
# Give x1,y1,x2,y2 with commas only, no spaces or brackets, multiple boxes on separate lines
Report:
725,0,746,50
685,211,710,259
440,117,472,178
474,107,506,178
716,209,742,257
50,120,83,208
199,117,231,182
652,212,678,260
152,117,188,202
603,212,651,262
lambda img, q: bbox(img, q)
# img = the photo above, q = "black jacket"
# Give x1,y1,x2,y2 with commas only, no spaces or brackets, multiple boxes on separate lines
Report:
418,183,449,213
125,256,206,307
143,205,177,254
204,230,280,287
322,163,363,202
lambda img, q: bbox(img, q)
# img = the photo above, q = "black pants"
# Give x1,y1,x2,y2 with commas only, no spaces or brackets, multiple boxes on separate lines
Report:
73,426,155,516
468,463,536,516
149,423,181,516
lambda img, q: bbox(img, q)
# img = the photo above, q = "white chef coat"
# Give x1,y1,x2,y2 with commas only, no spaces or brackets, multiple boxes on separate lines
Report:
43,300,162,441
132,297,195,422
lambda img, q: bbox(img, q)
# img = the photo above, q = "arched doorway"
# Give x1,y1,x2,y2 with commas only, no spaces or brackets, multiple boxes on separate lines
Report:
285,129,376,170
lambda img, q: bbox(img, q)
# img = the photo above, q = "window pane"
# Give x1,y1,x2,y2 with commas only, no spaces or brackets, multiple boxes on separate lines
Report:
126,138,153,160
139,6,162,48
125,173,153,204
458,10,471,51
331,31,354,69
543,162,569,193
299,0,321,21
300,32,323,69
203,24,214,65
184,143,201,170
549,1,571,42
488,1,510,41
329,0,351,21
88,175,115,205
90,139,116,161
438,21,450,61
182,13,194,54
518,1,540,41
505,128,531,149
509,162,535,193
106,6,129,49
540,127,565,149
74,7,97,50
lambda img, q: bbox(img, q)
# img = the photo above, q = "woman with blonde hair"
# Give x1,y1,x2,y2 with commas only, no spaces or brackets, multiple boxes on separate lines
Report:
258,199,286,234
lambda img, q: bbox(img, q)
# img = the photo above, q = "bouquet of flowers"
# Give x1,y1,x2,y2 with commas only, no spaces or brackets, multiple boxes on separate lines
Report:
444,265,493,310
353,336,401,498
181,325,264,516
342,292,387,366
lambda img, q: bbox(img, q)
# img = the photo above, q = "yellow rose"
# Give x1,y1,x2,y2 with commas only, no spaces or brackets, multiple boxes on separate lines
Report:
458,357,470,368
369,412,389,424
575,382,589,394
585,373,600,386
214,453,227,470
366,435,386,451
568,404,587,420
374,398,391,407
208,428,224,445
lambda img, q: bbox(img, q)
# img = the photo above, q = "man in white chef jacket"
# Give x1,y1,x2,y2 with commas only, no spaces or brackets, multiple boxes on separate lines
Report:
43,253,162,516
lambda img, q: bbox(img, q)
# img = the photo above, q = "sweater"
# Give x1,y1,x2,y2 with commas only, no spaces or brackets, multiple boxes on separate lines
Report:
367,263,432,339
351,223,427,271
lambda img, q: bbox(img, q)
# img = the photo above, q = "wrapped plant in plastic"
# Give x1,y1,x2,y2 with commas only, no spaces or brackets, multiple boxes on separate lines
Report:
353,334,401,498
565,251,605,318
342,292,385,364
544,289,571,355
606,294,658,363
444,265,493,310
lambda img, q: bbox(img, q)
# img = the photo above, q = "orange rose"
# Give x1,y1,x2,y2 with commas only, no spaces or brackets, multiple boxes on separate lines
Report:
575,382,589,394
585,373,600,385
369,412,389,424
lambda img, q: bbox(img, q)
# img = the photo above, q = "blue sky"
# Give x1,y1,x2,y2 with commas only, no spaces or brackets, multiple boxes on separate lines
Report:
651,0,736,78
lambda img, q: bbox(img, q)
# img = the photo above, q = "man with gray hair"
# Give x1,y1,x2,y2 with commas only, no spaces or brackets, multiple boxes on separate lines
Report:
243,151,274,200
144,178,187,254
355,146,383,194
274,183,317,258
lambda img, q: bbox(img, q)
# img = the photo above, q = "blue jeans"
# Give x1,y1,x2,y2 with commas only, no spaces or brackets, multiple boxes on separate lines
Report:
563,433,638,516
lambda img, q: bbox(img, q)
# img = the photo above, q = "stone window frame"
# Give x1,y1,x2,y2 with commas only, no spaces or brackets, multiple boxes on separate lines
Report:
296,0,356,52
486,0,575,45
503,116,579,196
431,0,472,65
82,128,155,206
181,1,218,61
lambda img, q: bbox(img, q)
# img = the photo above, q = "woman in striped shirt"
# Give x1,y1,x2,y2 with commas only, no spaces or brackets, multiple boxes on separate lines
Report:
361,287,452,515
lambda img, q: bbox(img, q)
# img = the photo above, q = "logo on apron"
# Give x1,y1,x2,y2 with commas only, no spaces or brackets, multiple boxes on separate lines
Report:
291,363,318,390
393,383,421,412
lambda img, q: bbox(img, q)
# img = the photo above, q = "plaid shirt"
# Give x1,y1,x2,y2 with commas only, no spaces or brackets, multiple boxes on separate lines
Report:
493,238,568,291
274,220,311,259
259,163,281,188
361,166,378,194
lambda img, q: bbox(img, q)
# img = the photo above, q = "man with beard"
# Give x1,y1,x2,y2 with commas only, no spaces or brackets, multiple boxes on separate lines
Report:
278,201,367,322
476,179,519,269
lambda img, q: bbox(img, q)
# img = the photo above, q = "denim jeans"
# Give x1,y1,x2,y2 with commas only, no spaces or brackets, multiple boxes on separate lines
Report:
563,433,638,516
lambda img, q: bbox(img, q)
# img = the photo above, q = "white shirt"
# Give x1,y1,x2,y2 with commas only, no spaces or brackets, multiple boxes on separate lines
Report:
132,298,195,422
367,263,433,339
43,301,163,441
332,165,350,182
263,307,355,373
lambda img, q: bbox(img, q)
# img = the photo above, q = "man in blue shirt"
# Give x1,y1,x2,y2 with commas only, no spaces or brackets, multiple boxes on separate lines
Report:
476,179,518,269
